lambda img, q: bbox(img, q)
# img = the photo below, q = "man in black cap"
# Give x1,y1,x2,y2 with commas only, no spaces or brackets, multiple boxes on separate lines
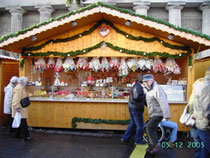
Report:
121,74,146,145
143,74,170,154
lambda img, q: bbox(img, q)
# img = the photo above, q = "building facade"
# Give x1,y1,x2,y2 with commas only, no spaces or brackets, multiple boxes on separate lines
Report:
0,0,209,57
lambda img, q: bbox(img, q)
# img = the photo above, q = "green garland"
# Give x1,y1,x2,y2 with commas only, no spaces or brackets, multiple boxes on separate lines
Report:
19,41,190,69
21,40,188,59
72,117,130,129
1,2,210,44
22,19,190,53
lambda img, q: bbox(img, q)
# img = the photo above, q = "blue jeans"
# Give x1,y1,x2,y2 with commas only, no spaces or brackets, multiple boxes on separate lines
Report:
160,120,178,143
190,127,200,158
196,128,210,158
122,108,144,144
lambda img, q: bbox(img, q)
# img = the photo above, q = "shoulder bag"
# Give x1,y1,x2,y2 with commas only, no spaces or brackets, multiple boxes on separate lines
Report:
20,97,31,108
179,104,195,127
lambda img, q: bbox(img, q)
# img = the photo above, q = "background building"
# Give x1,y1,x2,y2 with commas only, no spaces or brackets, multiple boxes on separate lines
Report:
0,0,209,58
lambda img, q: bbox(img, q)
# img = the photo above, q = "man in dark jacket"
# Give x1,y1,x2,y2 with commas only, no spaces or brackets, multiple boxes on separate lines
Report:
121,74,146,145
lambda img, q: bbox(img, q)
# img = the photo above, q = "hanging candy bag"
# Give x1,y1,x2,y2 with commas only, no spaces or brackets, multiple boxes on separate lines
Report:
54,58,63,72
46,57,55,69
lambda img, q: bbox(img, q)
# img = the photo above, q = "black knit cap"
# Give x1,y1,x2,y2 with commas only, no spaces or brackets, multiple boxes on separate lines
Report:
136,74,144,83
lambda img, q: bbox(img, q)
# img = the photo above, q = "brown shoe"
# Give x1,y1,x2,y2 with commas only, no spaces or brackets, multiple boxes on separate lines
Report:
169,142,175,148
150,145,161,154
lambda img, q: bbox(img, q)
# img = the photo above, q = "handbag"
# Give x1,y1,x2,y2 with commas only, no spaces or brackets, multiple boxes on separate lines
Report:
180,104,195,127
12,112,21,128
20,97,31,108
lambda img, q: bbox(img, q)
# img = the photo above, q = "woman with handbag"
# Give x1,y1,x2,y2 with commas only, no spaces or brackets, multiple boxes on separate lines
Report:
12,76,31,141
189,67,210,158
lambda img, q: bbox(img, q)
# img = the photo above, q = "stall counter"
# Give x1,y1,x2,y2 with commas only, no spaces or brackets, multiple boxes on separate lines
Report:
28,100,189,131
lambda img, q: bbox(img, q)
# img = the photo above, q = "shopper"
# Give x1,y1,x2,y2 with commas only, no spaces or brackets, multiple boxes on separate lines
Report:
143,74,170,154
12,76,31,141
121,74,146,145
190,67,210,158
4,76,18,133
188,79,200,158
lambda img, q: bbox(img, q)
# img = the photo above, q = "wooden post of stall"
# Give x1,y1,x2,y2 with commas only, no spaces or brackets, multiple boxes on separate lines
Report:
187,48,195,101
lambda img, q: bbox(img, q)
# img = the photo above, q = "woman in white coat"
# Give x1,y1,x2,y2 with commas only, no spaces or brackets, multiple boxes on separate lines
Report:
4,76,18,133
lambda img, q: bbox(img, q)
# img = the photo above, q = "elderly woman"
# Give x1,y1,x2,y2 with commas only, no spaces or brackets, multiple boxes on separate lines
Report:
12,76,31,141
4,76,18,133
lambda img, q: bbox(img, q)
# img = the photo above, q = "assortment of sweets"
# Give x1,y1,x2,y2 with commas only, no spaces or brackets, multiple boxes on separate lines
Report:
33,57,181,75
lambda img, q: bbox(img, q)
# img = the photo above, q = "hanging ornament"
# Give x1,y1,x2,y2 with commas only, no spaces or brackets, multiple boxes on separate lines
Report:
98,24,110,38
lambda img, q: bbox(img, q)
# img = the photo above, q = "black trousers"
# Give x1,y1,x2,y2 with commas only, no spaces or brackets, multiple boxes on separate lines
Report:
15,119,30,139
9,114,14,133
146,116,163,149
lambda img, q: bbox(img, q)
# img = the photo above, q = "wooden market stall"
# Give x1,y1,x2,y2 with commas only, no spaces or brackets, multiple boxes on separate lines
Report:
0,55,19,125
0,3,210,131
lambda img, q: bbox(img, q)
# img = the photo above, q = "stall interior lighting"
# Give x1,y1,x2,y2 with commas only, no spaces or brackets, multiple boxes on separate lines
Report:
125,20,131,26
31,35,37,41
168,34,174,40
72,21,77,26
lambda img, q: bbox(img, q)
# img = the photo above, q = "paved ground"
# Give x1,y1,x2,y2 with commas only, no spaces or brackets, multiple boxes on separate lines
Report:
0,125,196,158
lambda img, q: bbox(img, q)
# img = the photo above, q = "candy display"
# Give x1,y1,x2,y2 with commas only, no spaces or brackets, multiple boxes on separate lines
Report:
145,58,153,70
89,57,101,72
35,57,46,72
109,57,120,71
76,57,89,70
62,57,76,72
31,90,47,96
153,57,165,73
101,57,110,72
54,58,63,72
127,58,138,72
32,57,181,75
165,58,181,74
118,58,128,76
137,57,153,71
46,57,55,69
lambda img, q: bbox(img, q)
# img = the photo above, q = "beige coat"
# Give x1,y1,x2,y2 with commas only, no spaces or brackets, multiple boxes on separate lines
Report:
12,84,28,118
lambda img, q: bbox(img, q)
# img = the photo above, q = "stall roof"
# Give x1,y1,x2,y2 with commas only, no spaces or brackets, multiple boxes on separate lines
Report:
0,54,18,60
0,2,210,53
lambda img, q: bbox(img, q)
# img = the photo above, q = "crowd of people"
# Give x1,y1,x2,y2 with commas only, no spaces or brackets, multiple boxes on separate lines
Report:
3,67,210,157
122,67,210,157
